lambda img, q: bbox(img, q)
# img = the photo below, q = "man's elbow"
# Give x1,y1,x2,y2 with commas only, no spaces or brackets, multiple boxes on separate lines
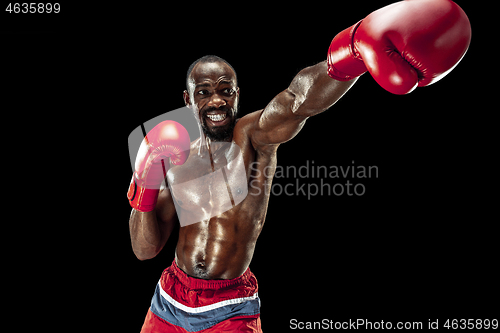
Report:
136,254,153,261
132,247,160,261
286,87,323,118
285,88,305,115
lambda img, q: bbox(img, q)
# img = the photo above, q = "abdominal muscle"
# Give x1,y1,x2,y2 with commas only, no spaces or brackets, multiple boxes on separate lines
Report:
174,211,259,280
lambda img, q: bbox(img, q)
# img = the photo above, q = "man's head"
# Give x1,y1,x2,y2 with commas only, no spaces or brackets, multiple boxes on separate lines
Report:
183,55,239,142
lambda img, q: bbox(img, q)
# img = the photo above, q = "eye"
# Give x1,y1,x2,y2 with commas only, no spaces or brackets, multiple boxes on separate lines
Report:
198,90,209,96
223,88,234,95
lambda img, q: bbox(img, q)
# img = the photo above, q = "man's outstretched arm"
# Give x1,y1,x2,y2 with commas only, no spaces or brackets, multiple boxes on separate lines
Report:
250,0,470,148
250,60,357,148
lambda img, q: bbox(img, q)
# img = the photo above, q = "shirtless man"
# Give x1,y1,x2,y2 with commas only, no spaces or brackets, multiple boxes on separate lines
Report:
127,1,470,331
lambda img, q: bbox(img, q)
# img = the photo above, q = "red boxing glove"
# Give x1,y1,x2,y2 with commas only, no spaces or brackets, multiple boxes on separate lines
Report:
327,0,471,95
127,121,191,212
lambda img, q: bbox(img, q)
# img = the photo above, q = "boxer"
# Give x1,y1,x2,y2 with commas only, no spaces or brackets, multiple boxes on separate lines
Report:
128,1,471,331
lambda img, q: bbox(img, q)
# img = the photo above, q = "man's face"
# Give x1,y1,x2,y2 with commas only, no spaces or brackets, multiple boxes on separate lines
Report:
184,61,239,142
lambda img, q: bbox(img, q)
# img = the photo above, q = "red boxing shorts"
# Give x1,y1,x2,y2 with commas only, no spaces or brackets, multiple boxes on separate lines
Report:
140,260,262,332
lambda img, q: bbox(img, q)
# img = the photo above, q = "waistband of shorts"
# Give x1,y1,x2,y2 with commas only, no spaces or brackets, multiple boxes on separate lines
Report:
165,259,255,290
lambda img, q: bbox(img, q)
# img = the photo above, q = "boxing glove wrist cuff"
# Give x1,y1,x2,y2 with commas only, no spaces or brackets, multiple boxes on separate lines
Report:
327,20,367,81
127,175,160,212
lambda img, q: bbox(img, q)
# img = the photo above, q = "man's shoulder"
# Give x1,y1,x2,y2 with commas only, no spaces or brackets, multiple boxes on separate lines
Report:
233,110,278,156
236,110,263,129
233,109,262,140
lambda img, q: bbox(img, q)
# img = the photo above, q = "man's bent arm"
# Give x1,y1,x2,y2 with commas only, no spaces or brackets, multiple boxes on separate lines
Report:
251,61,357,147
129,188,177,260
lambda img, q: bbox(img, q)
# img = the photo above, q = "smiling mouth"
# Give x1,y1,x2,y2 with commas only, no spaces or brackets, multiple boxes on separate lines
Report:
207,113,227,122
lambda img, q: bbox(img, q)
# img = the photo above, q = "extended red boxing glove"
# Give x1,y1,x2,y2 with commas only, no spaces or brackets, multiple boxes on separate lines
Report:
127,120,191,212
327,0,471,95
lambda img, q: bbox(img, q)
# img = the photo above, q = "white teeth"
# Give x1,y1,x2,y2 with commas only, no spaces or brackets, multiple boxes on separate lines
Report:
207,114,227,122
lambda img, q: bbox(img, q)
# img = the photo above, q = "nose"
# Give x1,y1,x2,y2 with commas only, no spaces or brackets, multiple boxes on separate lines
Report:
207,93,226,109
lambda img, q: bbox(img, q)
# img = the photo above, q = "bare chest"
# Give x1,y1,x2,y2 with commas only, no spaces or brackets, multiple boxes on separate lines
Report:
166,142,248,227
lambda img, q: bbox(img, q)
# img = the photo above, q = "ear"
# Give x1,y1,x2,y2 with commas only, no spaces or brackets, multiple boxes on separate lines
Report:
236,87,240,97
183,90,191,107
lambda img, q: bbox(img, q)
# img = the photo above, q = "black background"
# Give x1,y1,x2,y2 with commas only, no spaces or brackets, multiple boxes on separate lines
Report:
2,1,497,331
